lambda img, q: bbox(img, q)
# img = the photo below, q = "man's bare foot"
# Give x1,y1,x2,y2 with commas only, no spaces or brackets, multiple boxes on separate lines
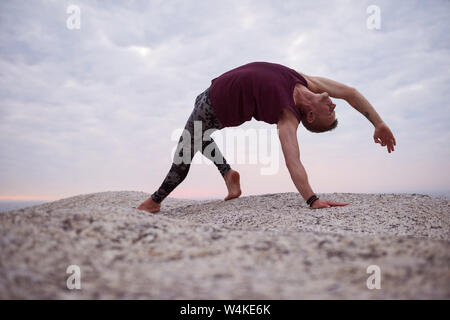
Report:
136,197,161,213
224,169,242,201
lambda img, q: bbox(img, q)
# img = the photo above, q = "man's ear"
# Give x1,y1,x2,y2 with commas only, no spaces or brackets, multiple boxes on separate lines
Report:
306,110,315,124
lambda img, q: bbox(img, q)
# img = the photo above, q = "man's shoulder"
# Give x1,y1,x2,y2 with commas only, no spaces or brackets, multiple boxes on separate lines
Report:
277,108,300,128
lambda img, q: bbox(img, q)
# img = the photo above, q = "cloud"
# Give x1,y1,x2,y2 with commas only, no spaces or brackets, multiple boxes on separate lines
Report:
0,0,449,199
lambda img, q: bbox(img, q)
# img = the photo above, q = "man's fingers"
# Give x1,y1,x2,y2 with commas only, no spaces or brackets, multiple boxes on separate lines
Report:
388,131,396,146
387,139,395,153
376,138,394,153
327,201,349,206
375,126,396,151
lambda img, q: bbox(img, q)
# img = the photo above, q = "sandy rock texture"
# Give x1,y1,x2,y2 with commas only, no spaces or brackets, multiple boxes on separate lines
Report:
0,191,449,299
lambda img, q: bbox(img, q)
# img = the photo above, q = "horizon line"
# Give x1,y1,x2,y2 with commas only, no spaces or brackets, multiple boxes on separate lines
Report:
1,190,449,202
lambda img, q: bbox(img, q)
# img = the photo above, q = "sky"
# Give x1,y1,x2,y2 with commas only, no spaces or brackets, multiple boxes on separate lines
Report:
0,0,449,202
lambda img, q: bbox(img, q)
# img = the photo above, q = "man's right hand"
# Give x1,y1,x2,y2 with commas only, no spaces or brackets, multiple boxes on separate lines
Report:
311,199,349,209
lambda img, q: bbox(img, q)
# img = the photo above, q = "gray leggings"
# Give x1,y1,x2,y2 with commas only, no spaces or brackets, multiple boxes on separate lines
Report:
151,87,231,203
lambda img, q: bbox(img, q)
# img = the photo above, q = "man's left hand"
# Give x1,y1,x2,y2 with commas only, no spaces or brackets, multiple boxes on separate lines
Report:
374,122,396,153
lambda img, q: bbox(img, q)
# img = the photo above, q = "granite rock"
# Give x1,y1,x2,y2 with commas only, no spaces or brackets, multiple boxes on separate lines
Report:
0,191,448,299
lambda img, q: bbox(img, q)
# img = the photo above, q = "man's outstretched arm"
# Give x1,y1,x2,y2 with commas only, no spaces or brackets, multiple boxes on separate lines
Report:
300,73,397,153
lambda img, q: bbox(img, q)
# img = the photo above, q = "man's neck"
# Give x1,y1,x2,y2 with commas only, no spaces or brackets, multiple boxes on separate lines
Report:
293,84,313,116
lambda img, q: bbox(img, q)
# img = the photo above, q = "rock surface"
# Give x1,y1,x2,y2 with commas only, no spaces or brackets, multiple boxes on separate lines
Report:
0,191,449,299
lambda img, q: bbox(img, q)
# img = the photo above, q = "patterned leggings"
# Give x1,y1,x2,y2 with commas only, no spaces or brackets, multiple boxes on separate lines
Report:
151,87,231,203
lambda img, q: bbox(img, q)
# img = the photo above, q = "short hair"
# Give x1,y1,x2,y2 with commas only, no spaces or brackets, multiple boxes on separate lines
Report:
302,118,339,133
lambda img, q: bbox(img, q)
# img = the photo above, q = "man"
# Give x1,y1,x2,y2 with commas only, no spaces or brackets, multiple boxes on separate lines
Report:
137,61,396,213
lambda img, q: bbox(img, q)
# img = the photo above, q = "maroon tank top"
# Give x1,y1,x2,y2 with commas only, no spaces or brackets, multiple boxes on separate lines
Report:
209,62,308,127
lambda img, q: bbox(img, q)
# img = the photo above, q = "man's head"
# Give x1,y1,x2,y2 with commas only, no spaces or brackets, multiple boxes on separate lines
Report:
295,87,338,133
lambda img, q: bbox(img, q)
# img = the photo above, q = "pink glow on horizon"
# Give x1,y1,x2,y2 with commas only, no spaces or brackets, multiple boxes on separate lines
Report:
0,195,59,201
170,187,224,199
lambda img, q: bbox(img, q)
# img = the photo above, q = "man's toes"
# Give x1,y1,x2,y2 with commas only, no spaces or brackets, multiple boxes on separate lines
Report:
137,204,147,210
136,203,160,213
141,207,160,214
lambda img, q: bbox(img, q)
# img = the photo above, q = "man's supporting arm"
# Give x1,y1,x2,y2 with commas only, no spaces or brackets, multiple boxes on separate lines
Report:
277,120,349,208
285,160,315,201
277,118,314,201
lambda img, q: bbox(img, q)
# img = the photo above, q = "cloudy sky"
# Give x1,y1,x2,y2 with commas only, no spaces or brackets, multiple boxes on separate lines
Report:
0,0,449,202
